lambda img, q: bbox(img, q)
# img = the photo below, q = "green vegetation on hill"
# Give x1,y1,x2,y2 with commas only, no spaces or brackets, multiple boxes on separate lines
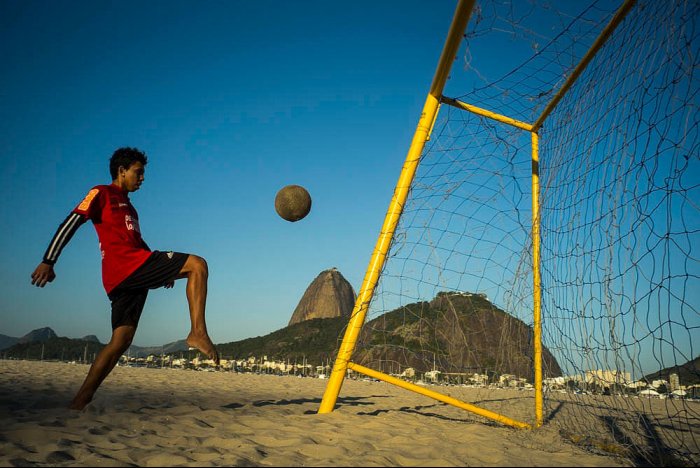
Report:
216,317,348,364
644,355,700,386
354,292,562,381
7,293,695,387
2,293,562,382
2,337,105,362
215,291,563,382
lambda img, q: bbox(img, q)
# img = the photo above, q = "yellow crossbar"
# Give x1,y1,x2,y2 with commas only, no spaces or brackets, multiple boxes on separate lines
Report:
441,96,533,131
348,362,532,430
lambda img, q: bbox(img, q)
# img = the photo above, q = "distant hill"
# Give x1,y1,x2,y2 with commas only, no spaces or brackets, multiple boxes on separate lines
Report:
217,291,563,381
1,327,58,351
125,339,189,358
644,355,700,386
0,328,188,360
2,336,105,362
0,333,19,351
217,317,348,365
18,327,57,343
2,293,564,381
353,292,562,381
5,299,697,386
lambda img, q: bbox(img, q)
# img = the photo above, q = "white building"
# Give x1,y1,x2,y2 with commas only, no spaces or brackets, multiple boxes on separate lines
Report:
499,374,524,387
669,373,680,392
585,369,631,386
639,388,663,399
544,376,566,388
626,380,648,390
651,379,669,390
470,373,489,386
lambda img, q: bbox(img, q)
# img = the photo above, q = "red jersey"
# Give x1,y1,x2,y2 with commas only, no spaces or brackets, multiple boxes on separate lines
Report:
73,184,153,293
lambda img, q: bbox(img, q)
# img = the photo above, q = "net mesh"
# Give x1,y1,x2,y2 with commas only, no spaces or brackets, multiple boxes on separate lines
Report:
350,0,699,464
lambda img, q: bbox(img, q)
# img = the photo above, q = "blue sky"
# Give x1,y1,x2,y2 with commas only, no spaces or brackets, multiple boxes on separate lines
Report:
1,0,465,346
4,0,691,384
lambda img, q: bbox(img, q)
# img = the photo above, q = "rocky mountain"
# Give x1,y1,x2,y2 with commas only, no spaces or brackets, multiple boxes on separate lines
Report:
18,327,57,344
288,268,356,326
353,292,563,381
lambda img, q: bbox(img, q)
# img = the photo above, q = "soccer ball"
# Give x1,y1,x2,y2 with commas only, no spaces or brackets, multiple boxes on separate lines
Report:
275,185,312,222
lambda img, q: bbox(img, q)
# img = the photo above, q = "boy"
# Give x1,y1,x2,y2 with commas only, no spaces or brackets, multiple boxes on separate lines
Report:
31,147,219,409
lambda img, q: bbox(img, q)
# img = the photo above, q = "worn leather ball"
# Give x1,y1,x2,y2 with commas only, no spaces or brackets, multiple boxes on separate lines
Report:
275,185,312,222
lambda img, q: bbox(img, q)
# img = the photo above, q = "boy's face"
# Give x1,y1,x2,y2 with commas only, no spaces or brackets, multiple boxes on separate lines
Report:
119,161,145,192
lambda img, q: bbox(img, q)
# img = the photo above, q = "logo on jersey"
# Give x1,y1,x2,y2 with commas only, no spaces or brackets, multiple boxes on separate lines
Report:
167,251,174,259
125,214,141,233
77,189,99,212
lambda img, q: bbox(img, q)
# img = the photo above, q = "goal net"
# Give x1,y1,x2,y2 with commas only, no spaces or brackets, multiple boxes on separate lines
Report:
324,1,699,464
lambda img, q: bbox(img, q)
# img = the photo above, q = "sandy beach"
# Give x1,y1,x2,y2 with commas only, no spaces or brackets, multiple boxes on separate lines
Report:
0,359,637,467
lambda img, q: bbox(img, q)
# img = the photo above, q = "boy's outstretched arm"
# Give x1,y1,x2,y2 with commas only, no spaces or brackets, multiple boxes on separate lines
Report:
31,212,86,287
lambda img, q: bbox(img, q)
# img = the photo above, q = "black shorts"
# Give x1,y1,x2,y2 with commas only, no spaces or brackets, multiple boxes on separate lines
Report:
108,251,189,329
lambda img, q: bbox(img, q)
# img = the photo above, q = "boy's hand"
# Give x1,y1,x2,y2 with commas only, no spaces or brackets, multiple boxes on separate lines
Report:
31,263,56,287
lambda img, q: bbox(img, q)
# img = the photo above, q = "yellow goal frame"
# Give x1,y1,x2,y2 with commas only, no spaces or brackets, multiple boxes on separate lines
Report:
318,0,636,430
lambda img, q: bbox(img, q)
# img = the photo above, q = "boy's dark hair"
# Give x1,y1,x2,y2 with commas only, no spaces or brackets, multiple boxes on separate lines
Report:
109,147,148,180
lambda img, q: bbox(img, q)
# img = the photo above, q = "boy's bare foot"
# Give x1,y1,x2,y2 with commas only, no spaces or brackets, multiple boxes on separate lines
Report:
186,332,220,365
69,394,92,410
